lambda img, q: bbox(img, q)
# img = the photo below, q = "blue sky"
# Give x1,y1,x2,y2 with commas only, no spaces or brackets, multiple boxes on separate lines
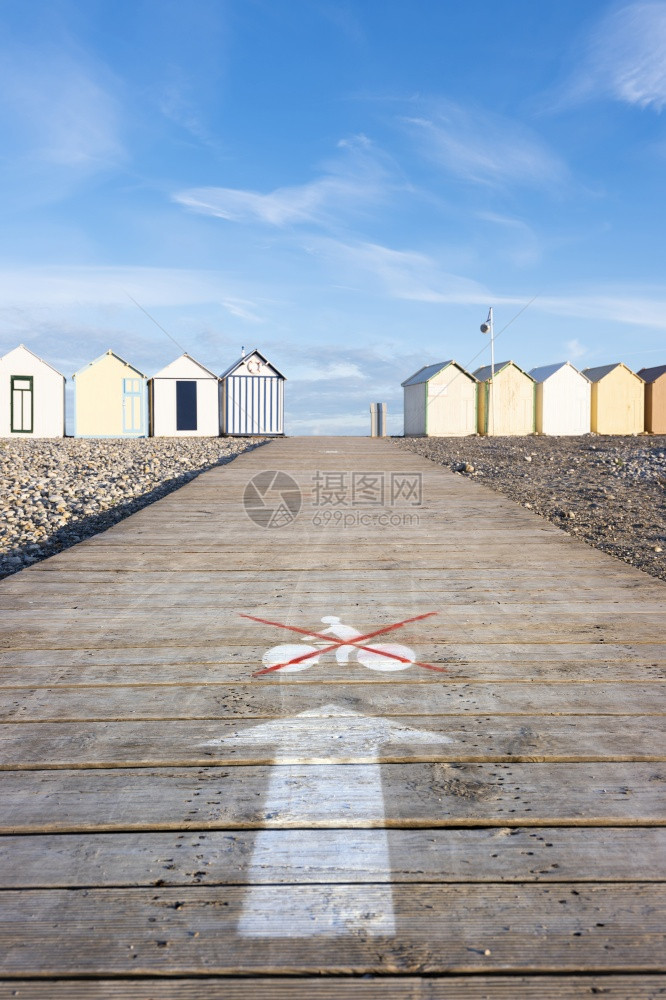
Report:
1,0,665,434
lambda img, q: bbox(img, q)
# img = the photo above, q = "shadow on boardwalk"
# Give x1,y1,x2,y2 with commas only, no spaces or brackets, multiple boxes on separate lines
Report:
0,440,271,580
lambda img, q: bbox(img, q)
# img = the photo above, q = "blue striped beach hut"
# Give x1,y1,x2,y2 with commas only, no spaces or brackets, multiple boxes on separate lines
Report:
220,349,285,436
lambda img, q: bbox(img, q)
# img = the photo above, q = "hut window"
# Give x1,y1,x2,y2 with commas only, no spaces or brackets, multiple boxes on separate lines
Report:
176,380,197,431
10,375,33,433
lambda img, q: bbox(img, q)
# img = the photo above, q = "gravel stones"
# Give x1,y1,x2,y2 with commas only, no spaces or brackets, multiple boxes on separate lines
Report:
395,435,666,582
0,437,265,579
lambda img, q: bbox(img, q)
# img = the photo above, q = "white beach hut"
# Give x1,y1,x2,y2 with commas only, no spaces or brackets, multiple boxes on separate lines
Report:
150,354,220,437
529,361,591,436
0,344,66,438
73,350,148,438
220,349,285,436
401,360,477,436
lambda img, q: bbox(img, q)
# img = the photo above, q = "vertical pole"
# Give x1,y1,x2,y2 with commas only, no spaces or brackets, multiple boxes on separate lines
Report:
489,307,495,435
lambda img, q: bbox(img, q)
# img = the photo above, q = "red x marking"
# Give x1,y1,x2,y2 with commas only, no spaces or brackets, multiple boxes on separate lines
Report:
240,611,448,676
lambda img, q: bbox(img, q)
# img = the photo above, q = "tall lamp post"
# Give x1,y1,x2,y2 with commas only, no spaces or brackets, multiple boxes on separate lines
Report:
480,307,494,434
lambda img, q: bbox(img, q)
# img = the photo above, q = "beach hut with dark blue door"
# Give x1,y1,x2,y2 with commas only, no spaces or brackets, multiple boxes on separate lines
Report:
73,350,148,438
150,354,220,436
220,349,285,436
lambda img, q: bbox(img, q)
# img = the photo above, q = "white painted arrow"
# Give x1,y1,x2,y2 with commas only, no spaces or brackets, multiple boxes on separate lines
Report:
203,705,453,938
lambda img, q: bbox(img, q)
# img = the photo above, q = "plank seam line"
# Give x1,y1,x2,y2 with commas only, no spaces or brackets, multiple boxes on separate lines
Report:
2,757,665,772
0,967,665,982
2,679,664,690
3,821,666,834
4,641,663,650
1,878,665,891
3,713,665,724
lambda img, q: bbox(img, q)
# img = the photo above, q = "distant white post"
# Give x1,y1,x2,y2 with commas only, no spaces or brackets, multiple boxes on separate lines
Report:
481,307,494,434
370,402,387,437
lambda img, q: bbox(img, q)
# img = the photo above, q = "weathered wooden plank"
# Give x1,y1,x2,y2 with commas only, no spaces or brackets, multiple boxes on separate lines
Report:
0,975,664,999
0,884,663,974
0,716,663,769
27,550,632,574
3,618,664,648
4,590,664,612
0,641,663,670
4,605,666,626
0,662,664,688
1,762,663,833
10,566,660,591
1,682,663,722
1,827,663,888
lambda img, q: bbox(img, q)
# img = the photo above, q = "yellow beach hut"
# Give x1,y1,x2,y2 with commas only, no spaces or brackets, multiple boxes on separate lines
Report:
0,344,66,438
73,350,148,438
473,361,535,436
401,360,477,436
637,364,666,434
582,363,644,435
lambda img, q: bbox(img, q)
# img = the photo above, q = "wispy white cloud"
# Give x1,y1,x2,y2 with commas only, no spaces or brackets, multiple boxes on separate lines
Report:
0,43,125,180
173,135,393,228
0,265,257,311
565,338,588,359
475,211,542,267
316,238,493,304
289,361,368,382
565,2,666,110
400,101,567,190
539,288,666,329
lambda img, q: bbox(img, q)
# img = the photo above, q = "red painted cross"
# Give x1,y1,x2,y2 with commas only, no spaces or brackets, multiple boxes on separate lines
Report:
240,611,448,676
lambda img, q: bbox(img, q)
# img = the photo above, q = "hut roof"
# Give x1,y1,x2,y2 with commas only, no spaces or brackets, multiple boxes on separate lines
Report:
1,344,66,379
152,353,218,379
582,362,642,383
401,360,475,387
637,364,666,383
473,360,532,383
529,361,588,383
72,350,147,380
219,348,286,381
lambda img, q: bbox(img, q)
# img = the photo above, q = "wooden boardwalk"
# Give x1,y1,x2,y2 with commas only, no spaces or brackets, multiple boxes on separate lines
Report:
0,435,664,999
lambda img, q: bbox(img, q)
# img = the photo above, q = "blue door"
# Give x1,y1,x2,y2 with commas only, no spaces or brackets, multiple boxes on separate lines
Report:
122,378,144,435
176,380,197,431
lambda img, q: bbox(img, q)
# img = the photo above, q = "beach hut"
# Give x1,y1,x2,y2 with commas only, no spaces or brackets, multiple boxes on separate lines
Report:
529,361,591,436
73,350,148,438
401,360,477,436
150,354,220,437
0,344,65,438
637,364,666,434
582,363,644,435
220,349,285,436
473,361,535,436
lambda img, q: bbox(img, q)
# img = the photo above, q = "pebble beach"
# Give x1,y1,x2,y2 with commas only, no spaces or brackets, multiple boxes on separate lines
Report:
397,435,666,582
0,437,265,579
